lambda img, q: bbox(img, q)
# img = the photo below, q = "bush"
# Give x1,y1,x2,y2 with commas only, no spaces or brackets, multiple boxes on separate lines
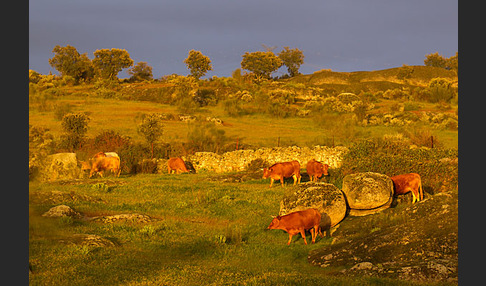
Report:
337,139,457,193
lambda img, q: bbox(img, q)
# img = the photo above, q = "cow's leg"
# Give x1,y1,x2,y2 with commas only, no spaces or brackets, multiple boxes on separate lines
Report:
292,174,297,185
280,178,284,187
312,225,319,243
411,191,417,203
300,229,307,245
269,178,274,188
287,233,293,245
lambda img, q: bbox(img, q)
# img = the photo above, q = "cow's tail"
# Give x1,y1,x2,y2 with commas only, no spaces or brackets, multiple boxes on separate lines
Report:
419,178,423,201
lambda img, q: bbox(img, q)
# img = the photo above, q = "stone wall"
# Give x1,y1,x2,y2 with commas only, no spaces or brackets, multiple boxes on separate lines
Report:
183,146,348,173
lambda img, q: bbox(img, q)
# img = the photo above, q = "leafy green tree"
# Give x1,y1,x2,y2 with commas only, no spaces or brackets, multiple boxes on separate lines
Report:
61,112,90,151
278,47,305,77
137,113,164,158
128,61,153,81
48,45,96,83
424,52,447,68
240,51,283,80
92,48,134,80
183,50,213,79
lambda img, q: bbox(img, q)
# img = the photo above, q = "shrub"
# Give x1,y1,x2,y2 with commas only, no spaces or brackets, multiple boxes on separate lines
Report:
338,139,457,193
187,122,231,153
60,112,90,151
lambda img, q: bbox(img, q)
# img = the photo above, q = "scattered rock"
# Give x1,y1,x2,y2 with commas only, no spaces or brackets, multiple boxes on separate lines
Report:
350,262,374,271
59,234,117,247
89,213,154,223
42,205,82,218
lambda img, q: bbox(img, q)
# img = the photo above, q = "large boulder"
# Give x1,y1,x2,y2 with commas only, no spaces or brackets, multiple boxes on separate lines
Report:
38,153,83,181
279,182,347,232
341,172,394,216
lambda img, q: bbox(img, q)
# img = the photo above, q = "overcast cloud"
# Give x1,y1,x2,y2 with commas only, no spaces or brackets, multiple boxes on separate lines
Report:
29,0,458,78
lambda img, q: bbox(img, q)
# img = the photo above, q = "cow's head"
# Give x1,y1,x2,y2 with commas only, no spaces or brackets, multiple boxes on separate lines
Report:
267,215,282,229
262,168,271,179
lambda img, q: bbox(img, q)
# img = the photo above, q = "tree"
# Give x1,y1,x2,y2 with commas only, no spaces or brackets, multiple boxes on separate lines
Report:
128,62,153,81
183,50,213,79
278,47,305,77
240,51,282,80
137,113,164,159
424,52,458,73
48,45,96,83
60,112,90,151
92,48,134,80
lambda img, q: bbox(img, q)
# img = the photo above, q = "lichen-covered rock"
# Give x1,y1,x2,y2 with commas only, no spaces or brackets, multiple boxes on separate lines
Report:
90,213,153,223
38,153,84,182
341,172,394,215
279,182,347,231
59,234,117,247
42,205,82,218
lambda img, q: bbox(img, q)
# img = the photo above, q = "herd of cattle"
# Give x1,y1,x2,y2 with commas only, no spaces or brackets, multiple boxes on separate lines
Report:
81,151,424,245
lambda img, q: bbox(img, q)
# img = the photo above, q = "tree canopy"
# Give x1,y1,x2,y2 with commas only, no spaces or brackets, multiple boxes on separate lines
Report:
240,51,282,80
424,52,458,73
183,50,213,79
48,45,95,83
128,62,153,81
278,47,305,77
92,48,134,80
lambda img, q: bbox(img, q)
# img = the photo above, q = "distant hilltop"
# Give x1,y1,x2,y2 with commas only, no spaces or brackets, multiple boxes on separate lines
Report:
287,65,457,89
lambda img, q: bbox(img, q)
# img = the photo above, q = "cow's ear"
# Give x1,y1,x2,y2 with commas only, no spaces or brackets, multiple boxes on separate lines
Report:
271,215,276,218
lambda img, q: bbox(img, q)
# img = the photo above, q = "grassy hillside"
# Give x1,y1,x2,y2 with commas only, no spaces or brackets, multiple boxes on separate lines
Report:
29,65,458,152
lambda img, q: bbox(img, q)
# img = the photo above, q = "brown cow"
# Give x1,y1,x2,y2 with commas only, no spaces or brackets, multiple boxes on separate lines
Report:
93,152,119,159
306,159,329,182
167,157,189,174
262,160,301,187
89,156,121,178
267,208,322,245
390,173,423,203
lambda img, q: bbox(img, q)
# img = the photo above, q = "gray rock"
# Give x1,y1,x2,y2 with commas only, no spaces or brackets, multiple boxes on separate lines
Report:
279,182,347,231
341,172,394,213
350,262,374,271
38,153,84,182
59,234,116,247
42,205,82,218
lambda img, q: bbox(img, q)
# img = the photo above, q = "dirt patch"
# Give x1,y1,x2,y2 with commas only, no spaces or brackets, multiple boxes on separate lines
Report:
308,191,458,283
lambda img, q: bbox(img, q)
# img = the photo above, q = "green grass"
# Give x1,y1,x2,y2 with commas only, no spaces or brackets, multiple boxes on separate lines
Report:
29,173,433,285
29,93,458,149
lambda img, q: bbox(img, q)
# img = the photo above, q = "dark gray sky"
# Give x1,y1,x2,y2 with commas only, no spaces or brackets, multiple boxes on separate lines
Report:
29,0,457,78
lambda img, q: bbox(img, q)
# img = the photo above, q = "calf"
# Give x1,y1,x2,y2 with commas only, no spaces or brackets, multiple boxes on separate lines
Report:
267,208,322,245
390,173,423,203
89,156,121,178
262,160,301,187
167,157,189,174
306,159,329,182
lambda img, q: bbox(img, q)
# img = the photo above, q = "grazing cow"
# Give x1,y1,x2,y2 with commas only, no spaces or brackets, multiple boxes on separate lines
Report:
262,160,301,187
267,208,322,245
306,159,329,182
390,173,423,203
93,151,119,159
167,157,189,174
89,156,121,178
